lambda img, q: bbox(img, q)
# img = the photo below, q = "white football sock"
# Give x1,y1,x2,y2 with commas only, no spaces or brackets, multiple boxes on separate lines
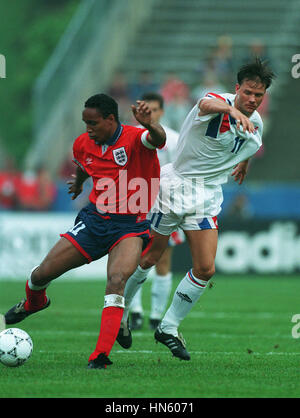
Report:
130,288,143,314
150,272,172,320
121,265,153,325
104,294,125,308
160,269,209,337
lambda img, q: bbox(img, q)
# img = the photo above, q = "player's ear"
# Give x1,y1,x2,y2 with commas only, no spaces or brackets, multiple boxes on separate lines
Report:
106,114,115,123
235,83,240,94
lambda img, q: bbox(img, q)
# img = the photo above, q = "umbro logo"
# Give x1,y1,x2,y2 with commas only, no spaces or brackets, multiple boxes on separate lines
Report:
176,292,192,303
85,157,93,165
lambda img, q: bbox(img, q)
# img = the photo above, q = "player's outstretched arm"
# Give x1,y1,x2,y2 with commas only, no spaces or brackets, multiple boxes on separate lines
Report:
131,100,166,148
199,98,254,134
67,166,90,200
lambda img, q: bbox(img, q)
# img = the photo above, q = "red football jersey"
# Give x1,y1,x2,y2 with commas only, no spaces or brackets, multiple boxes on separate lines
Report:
73,124,162,217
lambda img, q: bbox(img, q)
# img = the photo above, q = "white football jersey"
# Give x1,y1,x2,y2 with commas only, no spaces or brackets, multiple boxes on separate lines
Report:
173,92,263,185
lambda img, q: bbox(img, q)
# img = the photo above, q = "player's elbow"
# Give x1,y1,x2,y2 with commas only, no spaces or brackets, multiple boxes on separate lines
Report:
149,132,166,149
155,129,167,147
158,135,166,148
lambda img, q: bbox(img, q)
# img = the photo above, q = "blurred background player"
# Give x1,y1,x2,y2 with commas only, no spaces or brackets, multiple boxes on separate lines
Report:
129,92,185,331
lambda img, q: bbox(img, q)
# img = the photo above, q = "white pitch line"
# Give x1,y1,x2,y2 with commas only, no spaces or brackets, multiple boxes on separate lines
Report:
78,309,291,320
36,349,300,356
188,312,281,319
31,330,294,340
115,350,300,356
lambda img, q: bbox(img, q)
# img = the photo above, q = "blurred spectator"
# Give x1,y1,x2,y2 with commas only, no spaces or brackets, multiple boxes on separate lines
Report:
160,71,190,103
191,73,226,102
204,35,235,88
128,70,159,102
108,70,130,101
160,72,191,131
107,70,132,124
17,167,57,211
242,39,271,66
59,150,76,180
226,193,253,220
0,158,21,210
162,98,191,132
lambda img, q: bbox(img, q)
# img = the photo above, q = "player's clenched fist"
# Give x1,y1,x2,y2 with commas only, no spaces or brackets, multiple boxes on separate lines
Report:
131,100,152,126
229,107,255,134
67,174,83,200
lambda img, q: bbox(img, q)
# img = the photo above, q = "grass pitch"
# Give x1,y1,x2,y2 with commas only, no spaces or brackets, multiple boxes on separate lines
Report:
1,275,300,398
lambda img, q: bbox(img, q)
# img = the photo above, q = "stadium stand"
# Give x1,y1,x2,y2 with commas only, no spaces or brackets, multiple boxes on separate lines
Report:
24,0,300,213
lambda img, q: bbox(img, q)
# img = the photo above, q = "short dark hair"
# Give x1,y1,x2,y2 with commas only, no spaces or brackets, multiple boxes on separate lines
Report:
85,94,119,122
141,92,164,109
237,58,275,89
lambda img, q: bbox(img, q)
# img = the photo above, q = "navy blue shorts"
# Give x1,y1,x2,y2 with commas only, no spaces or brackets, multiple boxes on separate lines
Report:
61,203,152,263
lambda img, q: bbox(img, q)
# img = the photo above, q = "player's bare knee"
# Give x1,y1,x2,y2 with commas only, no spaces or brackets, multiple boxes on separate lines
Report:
193,265,215,281
31,266,43,285
107,272,126,294
141,250,162,269
31,264,53,286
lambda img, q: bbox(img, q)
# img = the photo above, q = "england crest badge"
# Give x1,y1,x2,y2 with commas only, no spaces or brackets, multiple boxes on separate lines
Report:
113,147,128,166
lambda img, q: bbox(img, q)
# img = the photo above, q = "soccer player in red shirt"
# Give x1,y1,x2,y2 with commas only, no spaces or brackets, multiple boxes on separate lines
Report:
5,93,166,369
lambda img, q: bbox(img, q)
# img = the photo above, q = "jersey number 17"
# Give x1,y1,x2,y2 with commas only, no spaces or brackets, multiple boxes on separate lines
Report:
231,137,245,154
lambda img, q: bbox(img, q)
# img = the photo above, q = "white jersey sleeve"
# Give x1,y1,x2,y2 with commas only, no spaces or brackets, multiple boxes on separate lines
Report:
140,129,156,149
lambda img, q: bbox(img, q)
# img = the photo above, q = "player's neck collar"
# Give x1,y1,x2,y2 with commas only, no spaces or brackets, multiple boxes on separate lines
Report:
105,123,123,146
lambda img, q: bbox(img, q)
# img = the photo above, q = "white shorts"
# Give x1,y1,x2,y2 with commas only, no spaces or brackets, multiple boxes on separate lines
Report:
148,164,222,236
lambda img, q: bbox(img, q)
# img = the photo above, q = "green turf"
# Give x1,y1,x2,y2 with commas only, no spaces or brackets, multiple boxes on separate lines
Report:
1,275,300,398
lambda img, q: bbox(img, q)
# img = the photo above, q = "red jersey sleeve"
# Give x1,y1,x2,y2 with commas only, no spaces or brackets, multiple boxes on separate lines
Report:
72,134,87,173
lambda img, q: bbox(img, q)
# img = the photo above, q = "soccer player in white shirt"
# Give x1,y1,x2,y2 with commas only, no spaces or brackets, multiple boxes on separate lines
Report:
130,92,185,331
118,59,275,360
